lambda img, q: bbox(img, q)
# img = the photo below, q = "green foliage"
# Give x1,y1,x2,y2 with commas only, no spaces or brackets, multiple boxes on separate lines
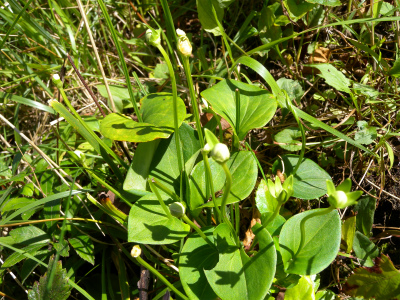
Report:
27,256,71,300
1,0,398,299
343,254,400,300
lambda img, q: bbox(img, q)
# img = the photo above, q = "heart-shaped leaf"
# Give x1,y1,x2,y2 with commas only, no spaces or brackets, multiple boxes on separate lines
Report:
274,127,302,151
127,194,190,244
179,227,219,300
201,79,277,140
123,123,201,196
283,0,315,20
100,93,186,142
279,208,341,275
193,151,257,209
204,223,276,300
272,155,332,199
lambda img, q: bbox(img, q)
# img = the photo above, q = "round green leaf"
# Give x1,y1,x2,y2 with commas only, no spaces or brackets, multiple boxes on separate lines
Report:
274,127,302,151
100,93,186,142
201,79,277,140
127,194,190,244
283,0,315,20
198,151,258,208
279,208,341,275
204,223,276,300
276,78,304,103
179,227,219,300
272,155,332,199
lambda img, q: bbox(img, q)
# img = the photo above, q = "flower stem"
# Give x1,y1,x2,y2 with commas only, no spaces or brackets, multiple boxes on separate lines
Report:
156,45,183,176
148,179,173,219
181,56,221,222
221,162,240,246
134,252,189,300
181,214,215,249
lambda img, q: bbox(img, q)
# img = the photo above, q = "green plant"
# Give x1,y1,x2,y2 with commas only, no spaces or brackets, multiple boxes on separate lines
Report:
1,0,400,299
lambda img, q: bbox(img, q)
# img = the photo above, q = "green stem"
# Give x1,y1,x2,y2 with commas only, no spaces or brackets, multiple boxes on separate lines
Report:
148,179,173,219
203,155,221,223
181,214,215,249
85,168,132,207
156,45,184,177
135,253,189,300
221,162,240,246
296,207,335,257
151,178,181,203
262,204,282,229
96,0,142,122
181,56,221,222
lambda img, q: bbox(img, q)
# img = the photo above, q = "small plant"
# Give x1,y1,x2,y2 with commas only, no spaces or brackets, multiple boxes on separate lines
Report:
1,0,399,299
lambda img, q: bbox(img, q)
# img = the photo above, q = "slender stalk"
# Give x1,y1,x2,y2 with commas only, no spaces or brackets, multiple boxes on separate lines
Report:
181,214,215,248
148,179,173,219
156,45,184,176
151,178,181,203
221,163,240,246
181,56,221,222
133,251,189,300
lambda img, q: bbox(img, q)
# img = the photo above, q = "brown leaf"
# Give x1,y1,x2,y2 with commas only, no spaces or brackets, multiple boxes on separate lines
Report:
309,47,332,64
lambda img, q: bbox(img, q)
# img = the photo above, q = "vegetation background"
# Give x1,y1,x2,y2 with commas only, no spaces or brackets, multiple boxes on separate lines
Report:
1,0,400,299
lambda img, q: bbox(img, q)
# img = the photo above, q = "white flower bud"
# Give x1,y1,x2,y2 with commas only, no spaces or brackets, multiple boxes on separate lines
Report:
176,29,192,57
169,202,186,218
210,143,230,164
131,245,142,258
202,143,211,154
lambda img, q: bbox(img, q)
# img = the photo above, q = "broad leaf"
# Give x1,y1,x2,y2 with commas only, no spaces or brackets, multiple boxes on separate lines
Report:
123,123,201,197
274,127,302,151
179,227,219,300
277,78,304,103
388,58,400,77
279,208,341,275
343,254,400,300
27,256,71,300
100,93,186,143
285,276,315,300
123,140,159,197
197,0,224,36
341,216,356,254
127,194,190,244
201,79,277,140
272,155,332,199
10,226,50,246
283,0,315,20
308,64,351,93
204,223,276,300
354,120,377,145
354,195,376,237
96,85,137,113
69,235,95,265
352,231,379,267
197,151,257,208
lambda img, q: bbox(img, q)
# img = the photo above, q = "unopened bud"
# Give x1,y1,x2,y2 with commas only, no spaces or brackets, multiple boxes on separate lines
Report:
176,29,192,57
169,202,186,218
210,143,230,164
131,245,142,258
